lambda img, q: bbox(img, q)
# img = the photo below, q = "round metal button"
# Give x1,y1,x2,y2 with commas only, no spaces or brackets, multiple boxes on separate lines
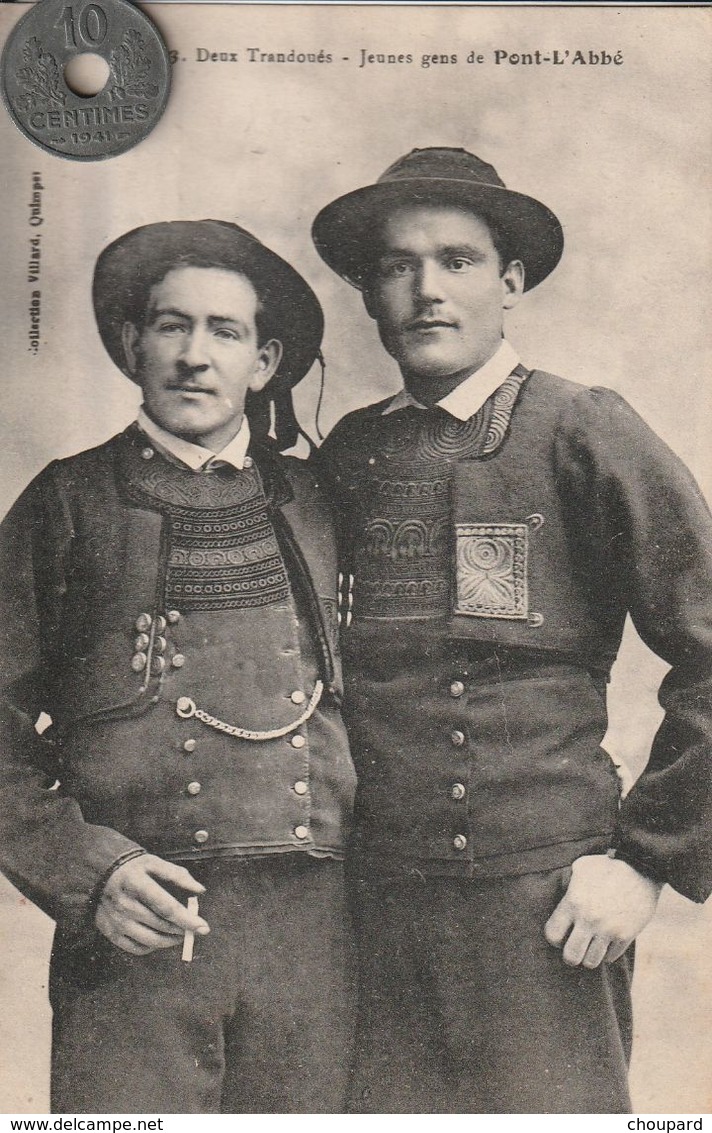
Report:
153,636,166,654
453,834,468,851
290,690,306,705
450,730,466,747
291,734,306,749
183,739,197,753
135,613,152,633
134,633,150,651
155,616,167,633
243,456,254,469
141,447,154,461
186,782,201,796
151,656,165,675
172,654,186,669
294,825,309,840
131,652,147,672
193,830,209,845
450,680,465,698
176,696,194,715
293,780,308,796
451,782,466,801
166,610,181,624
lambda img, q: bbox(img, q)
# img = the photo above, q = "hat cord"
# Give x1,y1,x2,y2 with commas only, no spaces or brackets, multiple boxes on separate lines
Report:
314,349,326,442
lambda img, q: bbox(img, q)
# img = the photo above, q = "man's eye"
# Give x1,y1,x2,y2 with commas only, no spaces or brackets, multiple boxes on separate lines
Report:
156,322,186,334
447,257,473,272
214,328,239,341
380,261,412,278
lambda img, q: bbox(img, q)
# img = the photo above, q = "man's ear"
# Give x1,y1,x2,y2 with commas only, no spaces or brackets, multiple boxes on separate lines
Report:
249,338,283,393
501,260,525,310
121,322,141,382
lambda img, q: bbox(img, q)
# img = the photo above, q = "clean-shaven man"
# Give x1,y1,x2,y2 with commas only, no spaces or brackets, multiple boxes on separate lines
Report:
313,148,712,1112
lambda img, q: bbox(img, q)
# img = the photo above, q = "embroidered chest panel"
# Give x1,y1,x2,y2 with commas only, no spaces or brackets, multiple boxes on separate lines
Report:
123,456,291,612
337,370,529,621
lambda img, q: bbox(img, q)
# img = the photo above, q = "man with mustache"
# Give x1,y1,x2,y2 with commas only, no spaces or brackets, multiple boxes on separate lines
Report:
312,148,712,1112
0,221,356,1113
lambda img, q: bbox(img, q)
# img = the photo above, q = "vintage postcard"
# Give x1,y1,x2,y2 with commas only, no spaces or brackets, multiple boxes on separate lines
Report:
0,2,710,1117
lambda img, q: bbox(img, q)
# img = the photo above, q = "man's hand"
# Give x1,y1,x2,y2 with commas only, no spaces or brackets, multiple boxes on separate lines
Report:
544,854,663,969
95,853,210,955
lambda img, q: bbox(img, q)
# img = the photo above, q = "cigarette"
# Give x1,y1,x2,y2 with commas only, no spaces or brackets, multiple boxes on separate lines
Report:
182,896,199,962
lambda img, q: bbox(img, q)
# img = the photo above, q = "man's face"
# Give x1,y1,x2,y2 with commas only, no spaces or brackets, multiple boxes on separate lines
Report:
122,265,282,451
364,205,524,383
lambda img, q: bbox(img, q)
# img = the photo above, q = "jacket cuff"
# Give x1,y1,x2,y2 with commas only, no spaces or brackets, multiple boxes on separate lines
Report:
89,846,148,914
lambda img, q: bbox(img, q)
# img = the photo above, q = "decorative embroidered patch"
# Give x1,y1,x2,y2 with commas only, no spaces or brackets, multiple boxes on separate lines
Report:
454,524,528,619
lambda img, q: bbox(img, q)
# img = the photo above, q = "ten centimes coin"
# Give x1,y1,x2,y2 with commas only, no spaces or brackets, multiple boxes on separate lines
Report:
1,0,171,161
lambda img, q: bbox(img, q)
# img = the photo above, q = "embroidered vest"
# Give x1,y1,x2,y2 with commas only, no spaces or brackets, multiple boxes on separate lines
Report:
326,369,628,673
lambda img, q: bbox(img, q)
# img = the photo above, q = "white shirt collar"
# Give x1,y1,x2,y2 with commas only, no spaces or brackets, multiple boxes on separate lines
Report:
137,408,251,471
383,340,521,421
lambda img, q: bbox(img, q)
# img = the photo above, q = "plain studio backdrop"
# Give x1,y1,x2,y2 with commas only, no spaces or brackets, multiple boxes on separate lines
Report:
0,3,710,1114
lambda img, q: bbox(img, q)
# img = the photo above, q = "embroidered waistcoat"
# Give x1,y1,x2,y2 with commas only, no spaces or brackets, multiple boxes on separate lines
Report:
0,427,356,928
317,368,712,896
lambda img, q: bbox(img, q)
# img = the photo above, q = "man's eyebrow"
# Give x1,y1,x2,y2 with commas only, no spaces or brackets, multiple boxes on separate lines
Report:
206,314,248,328
147,306,190,323
147,308,248,328
438,244,488,259
377,243,488,259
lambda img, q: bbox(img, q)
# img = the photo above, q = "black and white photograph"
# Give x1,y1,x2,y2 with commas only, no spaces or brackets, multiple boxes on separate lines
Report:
0,1,710,1118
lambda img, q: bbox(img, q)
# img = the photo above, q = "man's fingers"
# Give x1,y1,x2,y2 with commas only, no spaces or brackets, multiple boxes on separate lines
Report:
560,923,596,967
105,855,210,933
142,856,206,896
113,896,186,936
544,899,573,947
581,937,610,970
120,920,187,951
131,874,209,930
605,938,632,963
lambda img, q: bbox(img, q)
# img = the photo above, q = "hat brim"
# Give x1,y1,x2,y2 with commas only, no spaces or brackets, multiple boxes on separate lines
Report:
93,220,323,391
312,178,563,291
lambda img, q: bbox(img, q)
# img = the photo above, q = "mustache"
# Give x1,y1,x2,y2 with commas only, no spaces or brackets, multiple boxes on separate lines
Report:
165,380,216,392
403,315,459,331
166,362,215,392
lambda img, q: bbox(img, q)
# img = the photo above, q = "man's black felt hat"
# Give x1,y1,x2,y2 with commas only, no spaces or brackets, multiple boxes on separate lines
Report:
312,147,564,291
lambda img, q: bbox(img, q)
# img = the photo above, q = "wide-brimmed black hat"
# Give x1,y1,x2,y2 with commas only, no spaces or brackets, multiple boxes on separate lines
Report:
93,219,324,392
312,147,563,291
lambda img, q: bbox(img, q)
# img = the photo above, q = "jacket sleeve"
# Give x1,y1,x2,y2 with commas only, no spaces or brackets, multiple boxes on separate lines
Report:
0,467,143,932
555,387,712,902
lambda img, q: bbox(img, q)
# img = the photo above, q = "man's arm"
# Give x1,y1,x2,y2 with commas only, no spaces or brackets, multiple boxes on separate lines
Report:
545,386,712,964
0,468,208,948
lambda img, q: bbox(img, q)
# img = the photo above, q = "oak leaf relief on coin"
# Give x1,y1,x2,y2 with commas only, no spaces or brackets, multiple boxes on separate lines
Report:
108,29,160,101
15,37,66,111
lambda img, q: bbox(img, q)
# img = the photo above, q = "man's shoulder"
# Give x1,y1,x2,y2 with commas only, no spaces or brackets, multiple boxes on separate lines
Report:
51,428,131,470
14,428,131,502
318,396,401,458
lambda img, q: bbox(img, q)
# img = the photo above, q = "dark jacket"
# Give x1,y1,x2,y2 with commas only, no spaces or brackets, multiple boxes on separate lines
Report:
317,370,712,902
0,425,356,934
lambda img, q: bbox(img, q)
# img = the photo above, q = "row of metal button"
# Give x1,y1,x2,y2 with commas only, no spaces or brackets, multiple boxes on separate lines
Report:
449,678,467,850
135,611,181,633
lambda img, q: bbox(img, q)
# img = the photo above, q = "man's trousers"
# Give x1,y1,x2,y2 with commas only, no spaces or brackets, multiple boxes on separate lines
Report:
347,865,633,1113
49,856,355,1113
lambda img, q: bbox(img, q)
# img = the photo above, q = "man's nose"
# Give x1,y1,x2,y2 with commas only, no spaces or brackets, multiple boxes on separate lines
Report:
414,259,446,304
179,328,210,368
